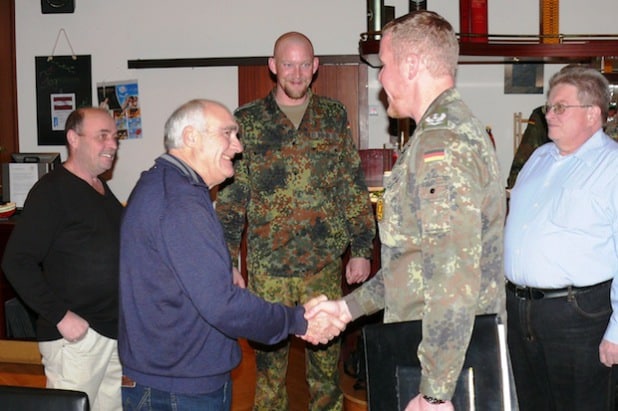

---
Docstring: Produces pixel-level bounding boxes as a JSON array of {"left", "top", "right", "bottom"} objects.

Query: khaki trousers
[{"left": 39, "top": 328, "right": 122, "bottom": 411}]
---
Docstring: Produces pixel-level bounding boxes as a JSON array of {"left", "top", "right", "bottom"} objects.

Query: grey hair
[
  {"left": 548, "top": 65, "right": 611, "bottom": 122},
  {"left": 163, "top": 99, "right": 211, "bottom": 150}
]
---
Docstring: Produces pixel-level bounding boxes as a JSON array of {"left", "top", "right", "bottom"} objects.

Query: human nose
[
  {"left": 107, "top": 136, "right": 119, "bottom": 149},
  {"left": 231, "top": 135, "right": 243, "bottom": 153}
]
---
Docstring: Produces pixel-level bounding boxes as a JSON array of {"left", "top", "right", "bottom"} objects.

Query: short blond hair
[{"left": 383, "top": 10, "right": 459, "bottom": 78}]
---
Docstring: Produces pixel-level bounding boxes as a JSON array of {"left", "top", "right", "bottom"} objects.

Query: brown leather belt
[
  {"left": 506, "top": 279, "right": 611, "bottom": 300},
  {"left": 121, "top": 375, "right": 136, "bottom": 388}
]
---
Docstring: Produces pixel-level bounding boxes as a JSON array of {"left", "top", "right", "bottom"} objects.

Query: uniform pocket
[{"left": 418, "top": 176, "right": 451, "bottom": 235}]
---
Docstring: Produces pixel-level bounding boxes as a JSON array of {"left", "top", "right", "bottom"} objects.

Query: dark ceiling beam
[{"left": 128, "top": 54, "right": 361, "bottom": 69}]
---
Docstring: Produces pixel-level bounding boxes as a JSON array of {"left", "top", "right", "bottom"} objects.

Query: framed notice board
[{"left": 35, "top": 55, "right": 92, "bottom": 145}]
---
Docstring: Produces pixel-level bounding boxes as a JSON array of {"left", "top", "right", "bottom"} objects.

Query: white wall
[{"left": 15, "top": 0, "right": 617, "bottom": 202}]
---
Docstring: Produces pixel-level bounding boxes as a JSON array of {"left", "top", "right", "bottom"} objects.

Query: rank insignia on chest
[
  {"left": 423, "top": 149, "right": 445, "bottom": 163},
  {"left": 376, "top": 196, "right": 384, "bottom": 222}
]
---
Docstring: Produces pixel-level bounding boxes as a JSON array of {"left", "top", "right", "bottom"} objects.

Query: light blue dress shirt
[{"left": 504, "top": 130, "right": 618, "bottom": 341}]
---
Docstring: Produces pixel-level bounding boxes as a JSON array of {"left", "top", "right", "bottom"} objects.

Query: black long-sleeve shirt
[{"left": 1, "top": 166, "right": 123, "bottom": 340}]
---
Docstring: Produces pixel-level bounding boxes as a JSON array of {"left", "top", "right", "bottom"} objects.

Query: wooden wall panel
[
  {"left": 313, "top": 65, "right": 360, "bottom": 148},
  {"left": 238, "top": 65, "right": 275, "bottom": 107}
]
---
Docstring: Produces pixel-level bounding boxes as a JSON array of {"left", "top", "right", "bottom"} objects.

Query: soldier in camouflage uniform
[
  {"left": 306, "top": 11, "right": 507, "bottom": 410},
  {"left": 216, "top": 32, "right": 376, "bottom": 411},
  {"left": 507, "top": 105, "right": 549, "bottom": 188}
]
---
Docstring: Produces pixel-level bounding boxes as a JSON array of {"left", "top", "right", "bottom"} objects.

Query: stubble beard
[{"left": 282, "top": 81, "right": 310, "bottom": 101}]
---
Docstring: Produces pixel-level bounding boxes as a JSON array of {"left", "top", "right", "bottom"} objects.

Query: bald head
[
  {"left": 273, "top": 32, "right": 314, "bottom": 59},
  {"left": 269, "top": 32, "right": 319, "bottom": 106}
]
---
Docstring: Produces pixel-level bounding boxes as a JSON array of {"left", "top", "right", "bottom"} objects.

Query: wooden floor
[
  {"left": 230, "top": 337, "right": 306, "bottom": 411},
  {"left": 231, "top": 337, "right": 366, "bottom": 411}
]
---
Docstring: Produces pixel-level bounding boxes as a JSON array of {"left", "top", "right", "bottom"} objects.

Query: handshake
[{"left": 298, "top": 295, "right": 353, "bottom": 345}]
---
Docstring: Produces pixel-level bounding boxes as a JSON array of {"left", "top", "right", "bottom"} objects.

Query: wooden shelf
[
  {"left": 127, "top": 55, "right": 360, "bottom": 69},
  {"left": 359, "top": 33, "right": 618, "bottom": 66}
]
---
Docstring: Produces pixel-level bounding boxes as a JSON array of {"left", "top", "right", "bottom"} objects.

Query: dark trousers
[{"left": 507, "top": 281, "right": 615, "bottom": 411}]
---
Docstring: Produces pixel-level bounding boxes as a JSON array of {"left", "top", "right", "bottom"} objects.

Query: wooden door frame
[{"left": 0, "top": 0, "right": 19, "bottom": 166}]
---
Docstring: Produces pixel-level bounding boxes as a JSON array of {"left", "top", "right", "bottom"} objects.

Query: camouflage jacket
[
  {"left": 216, "top": 91, "right": 376, "bottom": 278},
  {"left": 507, "top": 106, "right": 550, "bottom": 188},
  {"left": 343, "top": 88, "right": 507, "bottom": 399}
]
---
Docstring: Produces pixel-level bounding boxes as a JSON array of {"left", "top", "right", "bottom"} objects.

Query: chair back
[
  {"left": 0, "top": 385, "right": 90, "bottom": 411},
  {"left": 362, "top": 314, "right": 517, "bottom": 411}
]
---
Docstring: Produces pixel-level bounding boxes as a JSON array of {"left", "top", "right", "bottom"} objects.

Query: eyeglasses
[
  {"left": 542, "top": 103, "right": 592, "bottom": 115},
  {"left": 78, "top": 131, "right": 119, "bottom": 143}
]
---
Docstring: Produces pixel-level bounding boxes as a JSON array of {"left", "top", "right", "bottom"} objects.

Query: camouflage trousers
[{"left": 249, "top": 260, "right": 343, "bottom": 411}]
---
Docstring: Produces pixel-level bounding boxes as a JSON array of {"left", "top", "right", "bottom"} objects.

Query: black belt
[{"left": 506, "top": 279, "right": 611, "bottom": 300}]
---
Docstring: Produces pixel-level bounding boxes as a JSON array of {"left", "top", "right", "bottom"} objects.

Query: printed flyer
[{"left": 97, "top": 80, "right": 142, "bottom": 139}]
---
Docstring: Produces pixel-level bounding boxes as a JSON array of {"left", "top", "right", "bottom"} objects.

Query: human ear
[
  {"left": 182, "top": 126, "right": 198, "bottom": 147},
  {"left": 404, "top": 54, "right": 419, "bottom": 80},
  {"left": 268, "top": 57, "right": 277, "bottom": 75},
  {"left": 66, "top": 129, "right": 79, "bottom": 148}
]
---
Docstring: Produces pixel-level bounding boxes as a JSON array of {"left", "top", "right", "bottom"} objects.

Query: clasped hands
[{"left": 298, "top": 295, "right": 353, "bottom": 345}]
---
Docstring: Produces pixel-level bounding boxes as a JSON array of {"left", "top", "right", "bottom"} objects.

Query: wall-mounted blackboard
[{"left": 35, "top": 55, "right": 92, "bottom": 145}]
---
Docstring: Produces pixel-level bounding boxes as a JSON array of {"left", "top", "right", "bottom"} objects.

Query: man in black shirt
[{"left": 2, "top": 107, "right": 123, "bottom": 411}]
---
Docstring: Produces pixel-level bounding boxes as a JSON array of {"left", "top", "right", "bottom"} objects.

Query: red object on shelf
[
  {"left": 0, "top": 203, "right": 16, "bottom": 219},
  {"left": 459, "top": 0, "right": 488, "bottom": 43}
]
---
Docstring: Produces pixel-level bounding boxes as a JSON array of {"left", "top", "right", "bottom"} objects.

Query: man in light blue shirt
[{"left": 504, "top": 65, "right": 618, "bottom": 411}]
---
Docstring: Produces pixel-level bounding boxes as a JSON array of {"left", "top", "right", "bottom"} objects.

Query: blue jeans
[
  {"left": 507, "top": 281, "right": 615, "bottom": 411},
  {"left": 122, "top": 380, "right": 231, "bottom": 411}
]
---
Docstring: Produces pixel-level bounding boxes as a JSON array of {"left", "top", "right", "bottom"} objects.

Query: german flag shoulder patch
[{"left": 423, "top": 149, "right": 445, "bottom": 163}]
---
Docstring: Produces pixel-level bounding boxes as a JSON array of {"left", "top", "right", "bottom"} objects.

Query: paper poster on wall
[
  {"left": 97, "top": 80, "right": 142, "bottom": 140},
  {"left": 35, "top": 55, "right": 92, "bottom": 145},
  {"left": 50, "top": 93, "right": 75, "bottom": 131}
]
